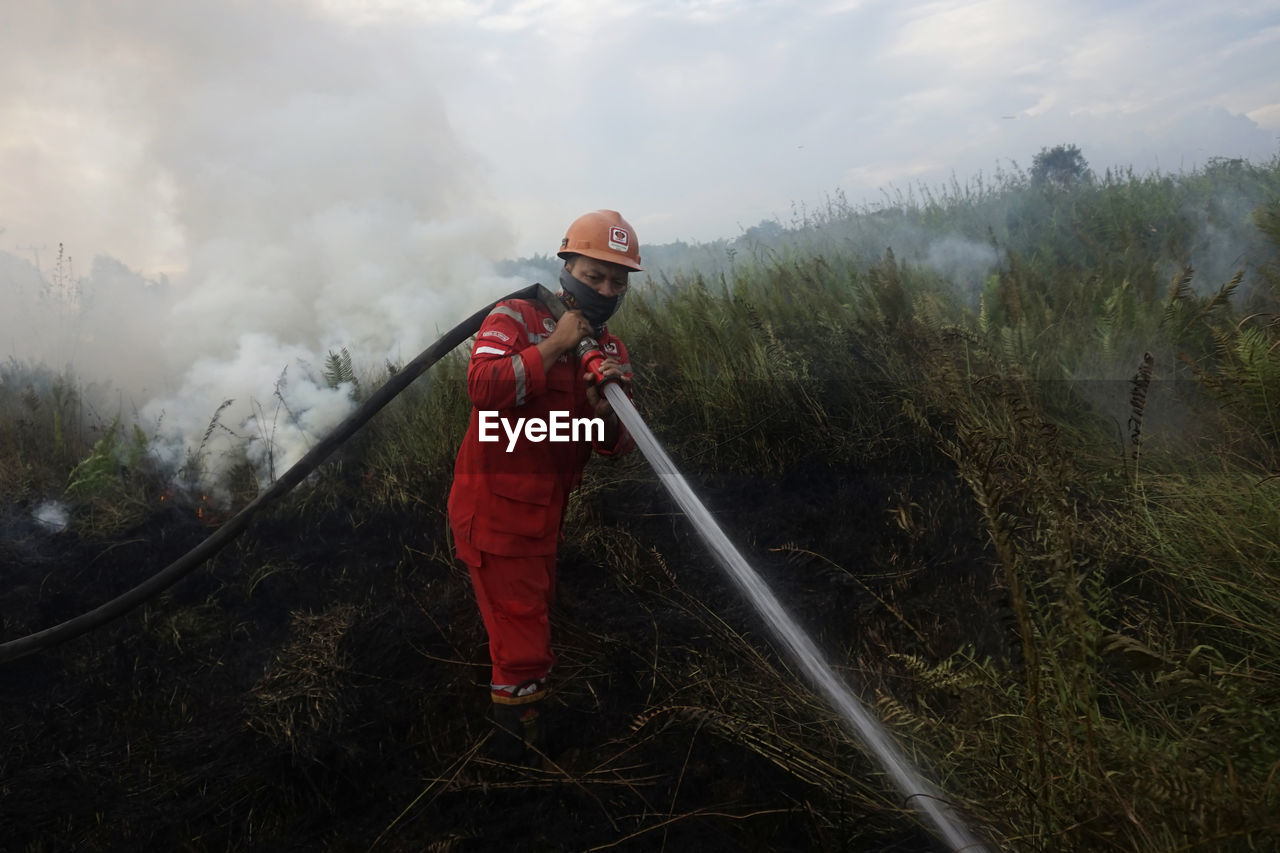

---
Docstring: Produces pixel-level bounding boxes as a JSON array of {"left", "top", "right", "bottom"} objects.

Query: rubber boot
[{"left": 487, "top": 691, "right": 546, "bottom": 766}]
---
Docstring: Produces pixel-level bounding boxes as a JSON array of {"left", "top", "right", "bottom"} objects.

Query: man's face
[{"left": 569, "top": 256, "right": 630, "bottom": 298}]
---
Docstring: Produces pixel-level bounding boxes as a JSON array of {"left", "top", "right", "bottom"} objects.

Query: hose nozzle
[{"left": 575, "top": 337, "right": 617, "bottom": 387}]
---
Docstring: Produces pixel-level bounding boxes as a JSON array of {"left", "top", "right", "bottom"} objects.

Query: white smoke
[
  {"left": 0, "top": 250, "right": 176, "bottom": 402},
  {"left": 922, "top": 234, "right": 1000, "bottom": 303},
  {"left": 1, "top": 1, "right": 520, "bottom": 494},
  {"left": 33, "top": 500, "right": 71, "bottom": 534}
]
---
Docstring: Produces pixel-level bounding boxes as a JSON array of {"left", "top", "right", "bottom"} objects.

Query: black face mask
[{"left": 559, "top": 266, "right": 621, "bottom": 334}]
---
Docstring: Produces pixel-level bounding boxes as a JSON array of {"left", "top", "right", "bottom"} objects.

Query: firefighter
[{"left": 448, "top": 210, "right": 640, "bottom": 763}]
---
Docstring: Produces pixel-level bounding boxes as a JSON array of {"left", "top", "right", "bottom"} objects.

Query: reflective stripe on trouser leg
[{"left": 466, "top": 551, "right": 556, "bottom": 688}]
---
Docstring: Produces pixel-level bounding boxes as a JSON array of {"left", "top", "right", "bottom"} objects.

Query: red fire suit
[{"left": 448, "top": 297, "right": 633, "bottom": 691}]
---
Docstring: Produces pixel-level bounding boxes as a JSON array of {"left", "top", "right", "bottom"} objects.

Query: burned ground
[{"left": 0, "top": 450, "right": 1000, "bottom": 852}]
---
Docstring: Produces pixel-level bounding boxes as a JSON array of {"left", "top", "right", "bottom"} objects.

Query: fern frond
[
  {"left": 1161, "top": 266, "right": 1196, "bottom": 329},
  {"left": 323, "top": 347, "right": 358, "bottom": 391}
]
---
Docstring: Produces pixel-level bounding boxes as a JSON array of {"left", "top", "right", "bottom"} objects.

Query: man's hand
[
  {"left": 538, "top": 310, "right": 592, "bottom": 373},
  {"left": 584, "top": 356, "right": 628, "bottom": 418}
]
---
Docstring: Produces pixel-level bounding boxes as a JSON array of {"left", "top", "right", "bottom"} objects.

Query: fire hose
[
  {"left": 0, "top": 282, "right": 566, "bottom": 665},
  {"left": 0, "top": 283, "right": 987, "bottom": 850}
]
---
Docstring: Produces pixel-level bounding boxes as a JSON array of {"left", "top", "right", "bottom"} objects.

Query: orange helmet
[{"left": 557, "top": 210, "right": 643, "bottom": 271}]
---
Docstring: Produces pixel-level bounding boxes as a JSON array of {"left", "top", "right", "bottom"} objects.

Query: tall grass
[{"left": 601, "top": 156, "right": 1280, "bottom": 849}]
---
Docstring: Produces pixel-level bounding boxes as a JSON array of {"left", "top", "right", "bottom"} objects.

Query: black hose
[{"left": 0, "top": 283, "right": 564, "bottom": 665}]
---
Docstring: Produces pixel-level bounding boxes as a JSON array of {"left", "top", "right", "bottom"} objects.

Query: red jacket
[{"left": 448, "top": 297, "right": 634, "bottom": 562}]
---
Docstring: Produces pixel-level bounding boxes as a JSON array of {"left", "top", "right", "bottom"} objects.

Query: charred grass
[{"left": 4, "top": 160, "right": 1280, "bottom": 850}]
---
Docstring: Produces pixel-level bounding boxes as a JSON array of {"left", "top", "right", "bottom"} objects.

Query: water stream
[{"left": 603, "top": 382, "right": 988, "bottom": 852}]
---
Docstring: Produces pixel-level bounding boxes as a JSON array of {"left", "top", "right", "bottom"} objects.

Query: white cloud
[{"left": 1247, "top": 102, "right": 1280, "bottom": 131}]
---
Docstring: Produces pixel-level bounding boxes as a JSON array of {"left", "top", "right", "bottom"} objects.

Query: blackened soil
[{"left": 1, "top": 457, "right": 999, "bottom": 851}]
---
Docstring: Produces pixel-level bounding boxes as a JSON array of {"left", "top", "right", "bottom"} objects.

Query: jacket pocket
[
  {"left": 485, "top": 473, "right": 559, "bottom": 539},
  {"left": 489, "top": 472, "right": 556, "bottom": 505}
]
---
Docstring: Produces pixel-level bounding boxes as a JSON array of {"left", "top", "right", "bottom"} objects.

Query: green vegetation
[
  {"left": 3, "top": 153, "right": 1280, "bottom": 850},
  {"left": 601, "top": 157, "right": 1280, "bottom": 848}
]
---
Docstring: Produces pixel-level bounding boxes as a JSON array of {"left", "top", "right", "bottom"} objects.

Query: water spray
[{"left": 573, "top": 333, "right": 988, "bottom": 852}]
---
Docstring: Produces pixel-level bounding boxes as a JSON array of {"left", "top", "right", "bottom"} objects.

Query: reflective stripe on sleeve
[
  {"left": 512, "top": 353, "right": 527, "bottom": 406},
  {"left": 475, "top": 345, "right": 507, "bottom": 356},
  {"left": 483, "top": 302, "right": 545, "bottom": 343},
  {"left": 487, "top": 304, "right": 547, "bottom": 343},
  {"left": 488, "top": 304, "right": 529, "bottom": 331}
]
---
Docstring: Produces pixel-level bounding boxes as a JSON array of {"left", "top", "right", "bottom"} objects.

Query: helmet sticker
[{"left": 607, "top": 226, "right": 630, "bottom": 253}]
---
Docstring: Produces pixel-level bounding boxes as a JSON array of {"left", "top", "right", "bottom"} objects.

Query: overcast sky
[
  {"left": 417, "top": 0, "right": 1280, "bottom": 256},
  {"left": 0, "top": 0, "right": 1277, "bottom": 481},
  {"left": 2, "top": 0, "right": 1277, "bottom": 274}
]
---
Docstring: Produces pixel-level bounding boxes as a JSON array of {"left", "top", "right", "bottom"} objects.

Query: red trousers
[{"left": 465, "top": 551, "right": 557, "bottom": 689}]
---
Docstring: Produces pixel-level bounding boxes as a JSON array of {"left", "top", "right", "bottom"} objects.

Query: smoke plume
[{"left": 1, "top": 1, "right": 518, "bottom": 493}]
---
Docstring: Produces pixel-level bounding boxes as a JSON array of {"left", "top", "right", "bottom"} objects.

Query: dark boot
[{"left": 487, "top": 690, "right": 546, "bottom": 766}]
